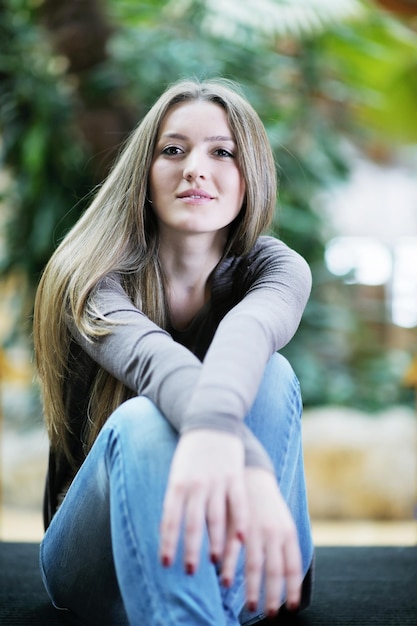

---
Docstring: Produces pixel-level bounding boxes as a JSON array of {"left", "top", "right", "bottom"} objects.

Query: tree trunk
[
  {"left": 40, "top": 0, "right": 138, "bottom": 181},
  {"left": 375, "top": 0, "right": 417, "bottom": 17}
]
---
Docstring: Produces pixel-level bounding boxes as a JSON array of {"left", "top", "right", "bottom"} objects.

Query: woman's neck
[{"left": 158, "top": 231, "right": 226, "bottom": 330}]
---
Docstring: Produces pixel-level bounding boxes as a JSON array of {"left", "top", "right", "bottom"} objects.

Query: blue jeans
[{"left": 40, "top": 353, "right": 314, "bottom": 625}]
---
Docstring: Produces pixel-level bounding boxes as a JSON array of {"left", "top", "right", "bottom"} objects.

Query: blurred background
[{"left": 0, "top": 0, "right": 416, "bottom": 544}]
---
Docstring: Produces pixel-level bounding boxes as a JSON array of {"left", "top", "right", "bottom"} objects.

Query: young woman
[{"left": 34, "top": 78, "right": 314, "bottom": 625}]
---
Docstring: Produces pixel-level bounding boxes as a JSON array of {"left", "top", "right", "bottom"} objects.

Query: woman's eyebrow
[
  {"left": 205, "top": 135, "right": 235, "bottom": 143},
  {"left": 161, "top": 132, "right": 188, "bottom": 141},
  {"left": 161, "top": 132, "right": 235, "bottom": 143}
]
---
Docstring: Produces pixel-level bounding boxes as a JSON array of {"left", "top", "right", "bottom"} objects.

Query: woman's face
[{"left": 149, "top": 100, "right": 246, "bottom": 240}]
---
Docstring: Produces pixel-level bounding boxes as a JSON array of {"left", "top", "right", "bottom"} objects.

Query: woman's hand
[
  {"left": 159, "top": 429, "right": 247, "bottom": 575},
  {"left": 222, "top": 467, "right": 303, "bottom": 617}
]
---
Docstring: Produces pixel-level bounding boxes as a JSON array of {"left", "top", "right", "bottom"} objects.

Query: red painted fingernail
[
  {"left": 287, "top": 601, "right": 299, "bottom": 612},
  {"left": 236, "top": 531, "right": 245, "bottom": 543},
  {"left": 161, "top": 555, "right": 170, "bottom": 567},
  {"left": 185, "top": 563, "right": 195, "bottom": 575},
  {"left": 247, "top": 601, "right": 257, "bottom": 613},
  {"left": 267, "top": 609, "right": 277, "bottom": 619},
  {"left": 210, "top": 553, "right": 218, "bottom": 564},
  {"left": 222, "top": 577, "right": 231, "bottom": 588}
]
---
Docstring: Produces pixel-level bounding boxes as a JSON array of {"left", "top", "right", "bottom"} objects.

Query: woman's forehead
[{"left": 158, "top": 100, "right": 233, "bottom": 138}]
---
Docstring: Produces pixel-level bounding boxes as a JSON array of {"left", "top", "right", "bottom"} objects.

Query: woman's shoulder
[
  {"left": 246, "top": 235, "right": 289, "bottom": 258},
  {"left": 226, "top": 235, "right": 311, "bottom": 292},
  {"left": 250, "top": 235, "right": 310, "bottom": 269},
  {"left": 239, "top": 235, "right": 304, "bottom": 270},
  {"left": 90, "top": 271, "right": 138, "bottom": 315},
  {"left": 216, "top": 236, "right": 301, "bottom": 277},
  {"left": 95, "top": 271, "right": 123, "bottom": 291}
]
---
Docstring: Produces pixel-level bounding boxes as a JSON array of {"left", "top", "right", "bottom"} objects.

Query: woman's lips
[
  {"left": 177, "top": 189, "right": 214, "bottom": 200},
  {"left": 177, "top": 189, "right": 215, "bottom": 204}
]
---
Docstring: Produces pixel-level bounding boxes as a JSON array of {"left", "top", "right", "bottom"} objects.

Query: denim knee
[
  {"left": 102, "top": 396, "right": 179, "bottom": 483},
  {"left": 253, "top": 353, "right": 302, "bottom": 422},
  {"left": 106, "top": 396, "right": 161, "bottom": 427},
  {"left": 263, "top": 353, "right": 300, "bottom": 391},
  {"left": 104, "top": 396, "right": 175, "bottom": 444}
]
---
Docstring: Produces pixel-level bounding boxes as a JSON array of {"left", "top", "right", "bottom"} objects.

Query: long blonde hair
[{"left": 33, "top": 78, "right": 277, "bottom": 464}]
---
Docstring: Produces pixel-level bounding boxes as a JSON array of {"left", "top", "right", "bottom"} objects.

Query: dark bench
[{"left": 1, "top": 542, "right": 416, "bottom": 625}]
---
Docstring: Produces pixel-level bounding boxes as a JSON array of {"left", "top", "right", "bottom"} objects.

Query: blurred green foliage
[
  {"left": 0, "top": 0, "right": 92, "bottom": 277},
  {"left": 1, "top": 0, "right": 416, "bottom": 410}
]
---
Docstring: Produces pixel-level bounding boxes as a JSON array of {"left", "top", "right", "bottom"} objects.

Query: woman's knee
[
  {"left": 106, "top": 396, "right": 167, "bottom": 434},
  {"left": 246, "top": 353, "right": 303, "bottom": 449},
  {"left": 263, "top": 352, "right": 298, "bottom": 387},
  {"left": 108, "top": 395, "right": 159, "bottom": 424},
  {"left": 258, "top": 353, "right": 301, "bottom": 408},
  {"left": 103, "top": 396, "right": 178, "bottom": 457}
]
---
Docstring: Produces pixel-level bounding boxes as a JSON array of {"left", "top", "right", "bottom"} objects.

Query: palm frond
[{"left": 169, "top": 0, "right": 365, "bottom": 40}]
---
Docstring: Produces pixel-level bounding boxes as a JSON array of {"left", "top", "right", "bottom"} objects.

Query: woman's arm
[
  {"left": 72, "top": 236, "right": 311, "bottom": 438},
  {"left": 69, "top": 237, "right": 311, "bottom": 468},
  {"left": 67, "top": 275, "right": 274, "bottom": 472},
  {"left": 182, "top": 236, "right": 311, "bottom": 434}
]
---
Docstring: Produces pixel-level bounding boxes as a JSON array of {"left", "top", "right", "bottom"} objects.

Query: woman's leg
[
  {"left": 40, "top": 397, "right": 235, "bottom": 626},
  {"left": 220, "top": 352, "right": 314, "bottom": 625},
  {"left": 40, "top": 353, "right": 313, "bottom": 626}
]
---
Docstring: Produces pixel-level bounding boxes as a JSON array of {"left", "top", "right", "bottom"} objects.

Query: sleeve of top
[
  {"left": 67, "top": 288, "right": 273, "bottom": 471},
  {"left": 66, "top": 236, "right": 311, "bottom": 471},
  {"left": 180, "top": 236, "right": 312, "bottom": 434}
]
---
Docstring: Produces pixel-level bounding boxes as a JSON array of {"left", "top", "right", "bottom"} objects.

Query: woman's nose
[{"left": 183, "top": 151, "right": 207, "bottom": 181}]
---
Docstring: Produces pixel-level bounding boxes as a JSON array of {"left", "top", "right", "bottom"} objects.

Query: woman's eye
[
  {"left": 162, "top": 146, "right": 183, "bottom": 156},
  {"left": 214, "top": 148, "right": 234, "bottom": 158}
]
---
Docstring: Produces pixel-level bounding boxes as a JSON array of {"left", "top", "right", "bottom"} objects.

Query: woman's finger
[
  {"left": 159, "top": 481, "right": 186, "bottom": 567},
  {"left": 219, "top": 477, "right": 248, "bottom": 584},
  {"left": 263, "top": 533, "right": 284, "bottom": 617},
  {"left": 182, "top": 484, "right": 207, "bottom": 574},
  {"left": 206, "top": 484, "right": 227, "bottom": 563},
  {"left": 244, "top": 531, "right": 263, "bottom": 613},
  {"left": 226, "top": 472, "right": 248, "bottom": 544},
  {"left": 283, "top": 528, "right": 303, "bottom": 611},
  {"left": 220, "top": 534, "right": 242, "bottom": 588}
]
